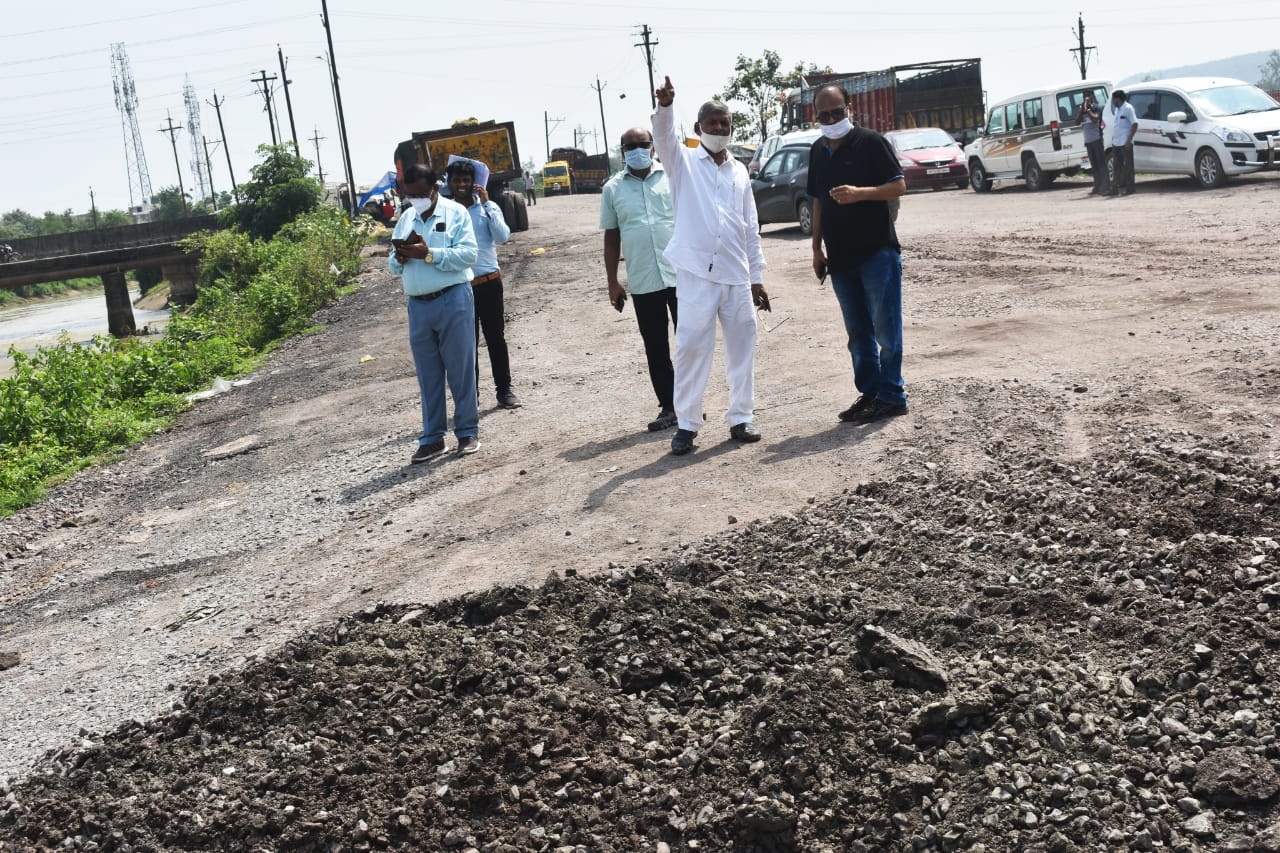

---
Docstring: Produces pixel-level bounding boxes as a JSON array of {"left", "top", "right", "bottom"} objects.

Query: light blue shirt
[
  {"left": 462, "top": 198, "right": 511, "bottom": 276},
  {"left": 599, "top": 166, "right": 676, "bottom": 295},
  {"left": 388, "top": 196, "right": 477, "bottom": 296},
  {"left": 1109, "top": 100, "right": 1139, "bottom": 145}
]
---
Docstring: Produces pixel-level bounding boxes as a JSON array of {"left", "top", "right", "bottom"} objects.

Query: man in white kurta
[{"left": 651, "top": 75, "right": 770, "bottom": 456}]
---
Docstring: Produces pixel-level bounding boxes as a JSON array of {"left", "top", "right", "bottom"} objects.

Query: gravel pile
[{"left": 3, "top": 427, "right": 1279, "bottom": 852}]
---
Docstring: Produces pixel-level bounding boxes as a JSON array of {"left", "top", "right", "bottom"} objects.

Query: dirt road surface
[{"left": 2, "top": 172, "right": 1279, "bottom": 848}]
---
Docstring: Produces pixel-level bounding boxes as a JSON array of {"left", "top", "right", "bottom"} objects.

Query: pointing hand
[{"left": 656, "top": 75, "right": 675, "bottom": 107}]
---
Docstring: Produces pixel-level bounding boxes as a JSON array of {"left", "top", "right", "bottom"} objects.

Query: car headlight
[{"left": 1211, "top": 126, "right": 1251, "bottom": 144}]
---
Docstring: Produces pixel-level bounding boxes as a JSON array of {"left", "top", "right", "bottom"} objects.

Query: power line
[
  {"left": 0, "top": 0, "right": 258, "bottom": 40},
  {"left": 310, "top": 127, "right": 327, "bottom": 184}
]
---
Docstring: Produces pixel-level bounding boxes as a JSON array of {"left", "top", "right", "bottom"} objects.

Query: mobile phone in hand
[{"left": 613, "top": 293, "right": 627, "bottom": 312}]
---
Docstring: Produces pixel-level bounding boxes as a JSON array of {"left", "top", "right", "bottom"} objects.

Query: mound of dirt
[{"left": 2, "top": 426, "right": 1278, "bottom": 851}]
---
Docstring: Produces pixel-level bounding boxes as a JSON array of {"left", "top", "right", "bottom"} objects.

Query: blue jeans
[
  {"left": 407, "top": 285, "right": 478, "bottom": 445},
  {"left": 830, "top": 248, "right": 906, "bottom": 406}
]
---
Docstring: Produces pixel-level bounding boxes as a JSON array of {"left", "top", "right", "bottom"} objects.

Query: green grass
[
  {"left": 0, "top": 276, "right": 103, "bottom": 307},
  {"left": 0, "top": 207, "right": 372, "bottom": 516}
]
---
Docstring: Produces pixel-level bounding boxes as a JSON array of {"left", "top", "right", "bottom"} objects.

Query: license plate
[{"left": 926, "top": 167, "right": 950, "bottom": 175}]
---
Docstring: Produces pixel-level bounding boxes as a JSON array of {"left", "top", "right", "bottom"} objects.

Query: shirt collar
[{"left": 623, "top": 163, "right": 665, "bottom": 180}]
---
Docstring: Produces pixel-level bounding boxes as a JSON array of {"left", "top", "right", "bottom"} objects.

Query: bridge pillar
[
  {"left": 102, "top": 270, "right": 137, "bottom": 338},
  {"left": 163, "top": 257, "right": 201, "bottom": 305}
]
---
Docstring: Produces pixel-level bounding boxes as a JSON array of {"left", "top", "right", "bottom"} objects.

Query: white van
[
  {"left": 1106, "top": 78, "right": 1280, "bottom": 188},
  {"left": 965, "top": 79, "right": 1112, "bottom": 191}
]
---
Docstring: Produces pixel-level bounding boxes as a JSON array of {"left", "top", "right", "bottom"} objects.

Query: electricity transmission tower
[
  {"left": 183, "top": 76, "right": 211, "bottom": 203},
  {"left": 111, "top": 43, "right": 154, "bottom": 210}
]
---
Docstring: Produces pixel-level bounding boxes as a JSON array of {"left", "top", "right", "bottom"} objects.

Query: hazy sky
[{"left": 2, "top": 1, "right": 1276, "bottom": 215}]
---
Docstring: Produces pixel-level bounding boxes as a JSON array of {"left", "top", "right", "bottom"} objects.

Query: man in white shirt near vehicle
[
  {"left": 651, "top": 75, "right": 770, "bottom": 456},
  {"left": 1107, "top": 89, "right": 1140, "bottom": 196}
]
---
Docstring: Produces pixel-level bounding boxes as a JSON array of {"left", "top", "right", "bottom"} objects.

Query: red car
[{"left": 883, "top": 128, "right": 969, "bottom": 191}]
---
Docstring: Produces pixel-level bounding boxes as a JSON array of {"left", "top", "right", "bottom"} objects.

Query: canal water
[{"left": 0, "top": 289, "right": 170, "bottom": 377}]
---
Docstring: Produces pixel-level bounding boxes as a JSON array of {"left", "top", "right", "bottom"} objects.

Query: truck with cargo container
[
  {"left": 393, "top": 120, "right": 529, "bottom": 232},
  {"left": 550, "top": 147, "right": 612, "bottom": 193},
  {"left": 781, "top": 59, "right": 984, "bottom": 148}
]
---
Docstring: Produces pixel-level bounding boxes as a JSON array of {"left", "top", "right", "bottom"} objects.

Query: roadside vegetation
[{"left": 0, "top": 146, "right": 370, "bottom": 516}]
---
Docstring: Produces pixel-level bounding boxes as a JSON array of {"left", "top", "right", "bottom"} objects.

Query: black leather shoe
[
  {"left": 838, "top": 394, "right": 874, "bottom": 422},
  {"left": 850, "top": 398, "right": 908, "bottom": 423},
  {"left": 670, "top": 428, "right": 697, "bottom": 456},
  {"left": 647, "top": 409, "right": 678, "bottom": 432},
  {"left": 729, "top": 422, "right": 761, "bottom": 443},
  {"left": 497, "top": 388, "right": 522, "bottom": 409},
  {"left": 410, "top": 440, "right": 446, "bottom": 464}
]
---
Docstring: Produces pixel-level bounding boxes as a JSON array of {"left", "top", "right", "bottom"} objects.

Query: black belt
[{"left": 410, "top": 283, "right": 465, "bottom": 302}]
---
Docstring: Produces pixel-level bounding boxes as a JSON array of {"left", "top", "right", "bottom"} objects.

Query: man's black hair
[
  {"left": 1112, "top": 89, "right": 1127, "bottom": 102},
  {"left": 446, "top": 159, "right": 476, "bottom": 179},
  {"left": 403, "top": 163, "right": 437, "bottom": 185}
]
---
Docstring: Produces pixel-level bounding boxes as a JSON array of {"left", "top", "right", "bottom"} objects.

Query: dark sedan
[
  {"left": 883, "top": 128, "right": 969, "bottom": 191},
  {"left": 750, "top": 144, "right": 813, "bottom": 235}
]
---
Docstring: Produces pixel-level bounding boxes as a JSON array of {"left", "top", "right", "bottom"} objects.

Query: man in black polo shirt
[{"left": 807, "top": 84, "right": 908, "bottom": 424}]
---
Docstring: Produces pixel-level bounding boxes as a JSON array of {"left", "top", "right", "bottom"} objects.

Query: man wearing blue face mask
[
  {"left": 807, "top": 84, "right": 908, "bottom": 425},
  {"left": 600, "top": 126, "right": 679, "bottom": 432},
  {"left": 389, "top": 163, "right": 481, "bottom": 462}
]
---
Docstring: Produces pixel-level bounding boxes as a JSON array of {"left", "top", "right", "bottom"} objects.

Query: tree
[
  {"left": 222, "top": 144, "right": 323, "bottom": 240},
  {"left": 151, "top": 187, "right": 189, "bottom": 221},
  {"left": 721, "top": 51, "right": 833, "bottom": 142},
  {"left": 1259, "top": 50, "right": 1280, "bottom": 91},
  {"left": 98, "top": 210, "right": 133, "bottom": 228}
]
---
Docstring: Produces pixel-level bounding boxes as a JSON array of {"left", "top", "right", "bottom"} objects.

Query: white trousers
[{"left": 673, "top": 270, "right": 757, "bottom": 432}]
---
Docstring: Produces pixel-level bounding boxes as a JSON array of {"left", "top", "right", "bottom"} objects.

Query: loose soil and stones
[{"left": 3, "top": 173, "right": 1280, "bottom": 851}]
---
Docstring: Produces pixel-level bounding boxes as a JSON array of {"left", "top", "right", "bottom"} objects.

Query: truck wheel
[
  {"left": 1194, "top": 148, "right": 1225, "bottom": 189},
  {"left": 970, "top": 160, "right": 992, "bottom": 192},
  {"left": 797, "top": 199, "right": 813, "bottom": 236},
  {"left": 511, "top": 192, "right": 529, "bottom": 232},
  {"left": 1023, "top": 157, "right": 1047, "bottom": 191},
  {"left": 496, "top": 192, "right": 516, "bottom": 230}
]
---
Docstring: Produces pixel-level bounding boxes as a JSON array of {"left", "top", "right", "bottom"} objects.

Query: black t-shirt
[{"left": 806, "top": 128, "right": 901, "bottom": 272}]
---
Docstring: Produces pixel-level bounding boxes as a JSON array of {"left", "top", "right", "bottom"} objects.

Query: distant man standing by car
[
  {"left": 600, "top": 126, "right": 679, "bottom": 432},
  {"left": 1077, "top": 92, "right": 1108, "bottom": 195},
  {"left": 1108, "top": 89, "right": 1140, "bottom": 196},
  {"left": 652, "top": 75, "right": 770, "bottom": 456},
  {"left": 446, "top": 159, "right": 521, "bottom": 409},
  {"left": 807, "top": 84, "right": 909, "bottom": 424},
  {"left": 389, "top": 164, "right": 480, "bottom": 461}
]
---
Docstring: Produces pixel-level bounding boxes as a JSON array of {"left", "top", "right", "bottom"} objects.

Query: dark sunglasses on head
[
  {"left": 622, "top": 141, "right": 652, "bottom": 151},
  {"left": 816, "top": 107, "right": 848, "bottom": 124}
]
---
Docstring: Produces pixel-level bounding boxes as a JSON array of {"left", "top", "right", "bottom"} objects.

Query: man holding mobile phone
[
  {"left": 808, "top": 84, "right": 909, "bottom": 424},
  {"left": 600, "top": 126, "right": 679, "bottom": 432},
  {"left": 389, "top": 163, "right": 481, "bottom": 462}
]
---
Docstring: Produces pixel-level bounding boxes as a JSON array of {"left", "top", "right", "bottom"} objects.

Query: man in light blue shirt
[
  {"left": 389, "top": 163, "right": 480, "bottom": 462},
  {"left": 1107, "top": 89, "right": 1140, "bottom": 196},
  {"left": 446, "top": 159, "right": 520, "bottom": 409},
  {"left": 600, "top": 126, "right": 679, "bottom": 432}
]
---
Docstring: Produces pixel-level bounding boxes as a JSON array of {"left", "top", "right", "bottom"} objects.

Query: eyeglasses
[
  {"left": 621, "top": 141, "right": 651, "bottom": 151},
  {"left": 815, "top": 107, "right": 848, "bottom": 124}
]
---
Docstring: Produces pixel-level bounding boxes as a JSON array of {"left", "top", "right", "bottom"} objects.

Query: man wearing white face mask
[
  {"left": 651, "top": 75, "right": 769, "bottom": 457},
  {"left": 600, "top": 126, "right": 679, "bottom": 432},
  {"left": 389, "top": 163, "right": 481, "bottom": 463},
  {"left": 807, "top": 84, "right": 908, "bottom": 425}
]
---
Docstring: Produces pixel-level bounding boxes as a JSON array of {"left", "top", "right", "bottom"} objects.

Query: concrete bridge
[{"left": 0, "top": 216, "right": 220, "bottom": 337}]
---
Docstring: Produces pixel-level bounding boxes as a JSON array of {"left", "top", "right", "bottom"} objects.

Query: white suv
[
  {"left": 1107, "top": 78, "right": 1280, "bottom": 188},
  {"left": 965, "top": 79, "right": 1112, "bottom": 191}
]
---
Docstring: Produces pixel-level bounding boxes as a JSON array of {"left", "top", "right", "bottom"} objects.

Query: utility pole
[
  {"left": 202, "top": 136, "right": 220, "bottom": 210},
  {"left": 592, "top": 77, "right": 610, "bottom": 156},
  {"left": 310, "top": 127, "right": 327, "bottom": 183},
  {"left": 1070, "top": 13, "right": 1096, "bottom": 81},
  {"left": 320, "top": 0, "right": 358, "bottom": 217},
  {"left": 250, "top": 69, "right": 279, "bottom": 145},
  {"left": 277, "top": 45, "right": 301, "bottom": 156},
  {"left": 207, "top": 92, "right": 240, "bottom": 202},
  {"left": 89, "top": 187, "right": 99, "bottom": 229},
  {"left": 544, "top": 110, "right": 564, "bottom": 161},
  {"left": 634, "top": 25, "right": 659, "bottom": 108},
  {"left": 159, "top": 112, "right": 190, "bottom": 216}
]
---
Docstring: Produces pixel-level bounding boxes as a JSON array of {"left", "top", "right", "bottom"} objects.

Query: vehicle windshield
[
  {"left": 1188, "top": 84, "right": 1280, "bottom": 117},
  {"left": 543, "top": 165, "right": 568, "bottom": 177},
  {"left": 891, "top": 129, "right": 957, "bottom": 150}
]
